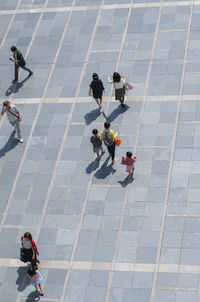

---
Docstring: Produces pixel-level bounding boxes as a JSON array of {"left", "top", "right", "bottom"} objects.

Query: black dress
[{"left": 90, "top": 79, "right": 104, "bottom": 99}]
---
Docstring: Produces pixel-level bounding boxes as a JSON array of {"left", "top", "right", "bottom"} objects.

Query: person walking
[
  {"left": 21, "top": 232, "right": 39, "bottom": 263},
  {"left": 27, "top": 260, "right": 44, "bottom": 296},
  {"left": 108, "top": 72, "right": 126, "bottom": 108},
  {"left": 89, "top": 73, "right": 105, "bottom": 109},
  {"left": 121, "top": 151, "right": 137, "bottom": 178},
  {"left": 100, "top": 122, "right": 117, "bottom": 163},
  {"left": 1, "top": 101, "right": 23, "bottom": 143},
  {"left": 90, "top": 129, "right": 104, "bottom": 159},
  {"left": 9, "top": 45, "right": 33, "bottom": 83}
]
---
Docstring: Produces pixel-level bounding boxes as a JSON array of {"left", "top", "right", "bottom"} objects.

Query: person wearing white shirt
[
  {"left": 1, "top": 101, "right": 23, "bottom": 143},
  {"left": 108, "top": 72, "right": 126, "bottom": 108}
]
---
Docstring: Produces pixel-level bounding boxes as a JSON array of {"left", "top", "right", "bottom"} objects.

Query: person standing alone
[
  {"left": 1, "top": 101, "right": 23, "bottom": 143},
  {"left": 9, "top": 45, "right": 33, "bottom": 83},
  {"left": 89, "top": 73, "right": 105, "bottom": 109}
]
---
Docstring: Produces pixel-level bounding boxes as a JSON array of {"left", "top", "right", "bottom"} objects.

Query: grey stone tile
[
  {"left": 112, "top": 272, "right": 133, "bottom": 288},
  {"left": 84, "top": 287, "right": 106, "bottom": 302},
  {"left": 129, "top": 289, "right": 151, "bottom": 302},
  {"left": 177, "top": 274, "right": 198, "bottom": 288},
  {"left": 93, "top": 246, "right": 114, "bottom": 262},
  {"left": 157, "top": 273, "right": 178, "bottom": 287},
  {"left": 109, "top": 288, "right": 130, "bottom": 302},
  {"left": 75, "top": 245, "right": 95, "bottom": 261},
  {"left": 89, "top": 270, "right": 109, "bottom": 287},
  {"left": 46, "top": 269, "right": 67, "bottom": 285},
  {"left": 160, "top": 248, "right": 180, "bottom": 264},
  {"left": 136, "top": 247, "right": 157, "bottom": 263}
]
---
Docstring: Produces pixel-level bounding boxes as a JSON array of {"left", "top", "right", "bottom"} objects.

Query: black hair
[
  {"left": 24, "top": 232, "right": 32, "bottom": 241},
  {"left": 113, "top": 72, "right": 121, "bottom": 83},
  {"left": 28, "top": 259, "right": 40, "bottom": 277},
  {"left": 11, "top": 46, "right": 17, "bottom": 52},
  {"left": 104, "top": 122, "right": 110, "bottom": 129},
  {"left": 92, "top": 129, "right": 98, "bottom": 135},
  {"left": 126, "top": 151, "right": 132, "bottom": 158},
  {"left": 3, "top": 101, "right": 10, "bottom": 107},
  {"left": 92, "top": 73, "right": 99, "bottom": 81}
]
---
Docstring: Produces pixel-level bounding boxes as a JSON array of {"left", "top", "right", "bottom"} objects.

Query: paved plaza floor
[{"left": 1, "top": 0, "right": 200, "bottom": 301}]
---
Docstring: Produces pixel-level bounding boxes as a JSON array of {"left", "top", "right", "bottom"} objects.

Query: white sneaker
[{"left": 19, "top": 138, "right": 23, "bottom": 143}]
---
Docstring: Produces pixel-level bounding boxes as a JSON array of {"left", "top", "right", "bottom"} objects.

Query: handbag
[
  {"left": 88, "top": 87, "right": 93, "bottom": 97},
  {"left": 115, "top": 137, "right": 121, "bottom": 147},
  {"left": 125, "top": 82, "right": 133, "bottom": 91},
  {"left": 20, "top": 249, "right": 27, "bottom": 263}
]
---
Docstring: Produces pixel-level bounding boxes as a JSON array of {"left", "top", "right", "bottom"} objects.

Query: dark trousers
[
  {"left": 14, "top": 63, "right": 32, "bottom": 81},
  {"left": 107, "top": 143, "right": 115, "bottom": 161}
]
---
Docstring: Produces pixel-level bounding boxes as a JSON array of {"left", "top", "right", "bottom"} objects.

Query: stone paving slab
[{"left": 1, "top": 0, "right": 200, "bottom": 302}]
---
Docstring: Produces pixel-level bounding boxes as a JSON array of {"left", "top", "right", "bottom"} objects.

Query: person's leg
[
  {"left": 14, "top": 63, "right": 19, "bottom": 81},
  {"left": 21, "top": 65, "right": 33, "bottom": 75},
  {"left": 99, "top": 97, "right": 102, "bottom": 108},
  {"left": 14, "top": 120, "right": 22, "bottom": 140},
  {"left": 39, "top": 283, "right": 44, "bottom": 295},
  {"left": 94, "top": 98, "right": 100, "bottom": 107},
  {"left": 109, "top": 143, "right": 115, "bottom": 162},
  {"left": 120, "top": 96, "right": 125, "bottom": 107},
  {"left": 107, "top": 145, "right": 112, "bottom": 157}
]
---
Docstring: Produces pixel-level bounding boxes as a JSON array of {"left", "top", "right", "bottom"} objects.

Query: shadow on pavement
[
  {"left": 103, "top": 104, "right": 129, "bottom": 123},
  {"left": 25, "top": 291, "right": 40, "bottom": 301},
  {"left": 0, "top": 131, "right": 19, "bottom": 158},
  {"left": 94, "top": 156, "right": 116, "bottom": 179},
  {"left": 86, "top": 157, "right": 101, "bottom": 174},
  {"left": 16, "top": 266, "right": 29, "bottom": 292},
  {"left": 84, "top": 108, "right": 101, "bottom": 125},
  {"left": 118, "top": 175, "right": 134, "bottom": 187},
  {"left": 5, "top": 75, "right": 30, "bottom": 96}
]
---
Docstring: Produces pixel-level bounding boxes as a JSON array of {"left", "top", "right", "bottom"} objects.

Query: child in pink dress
[
  {"left": 27, "top": 260, "right": 44, "bottom": 296},
  {"left": 121, "top": 151, "right": 137, "bottom": 178}
]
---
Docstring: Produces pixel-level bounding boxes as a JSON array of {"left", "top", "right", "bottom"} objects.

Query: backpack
[{"left": 103, "top": 130, "right": 113, "bottom": 146}]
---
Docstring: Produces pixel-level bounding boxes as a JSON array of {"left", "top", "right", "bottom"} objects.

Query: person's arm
[
  {"left": 32, "top": 248, "right": 36, "bottom": 260},
  {"left": 100, "top": 80, "right": 105, "bottom": 92},
  {"left": 1, "top": 106, "right": 5, "bottom": 116},
  {"left": 108, "top": 74, "right": 112, "bottom": 83},
  {"left": 16, "top": 111, "right": 21, "bottom": 121},
  {"left": 9, "top": 56, "right": 19, "bottom": 63}
]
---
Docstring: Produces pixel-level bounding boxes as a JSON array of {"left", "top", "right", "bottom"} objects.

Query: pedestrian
[
  {"left": 100, "top": 122, "right": 117, "bottom": 163},
  {"left": 27, "top": 260, "right": 44, "bottom": 296},
  {"left": 121, "top": 151, "right": 137, "bottom": 178},
  {"left": 21, "top": 232, "right": 39, "bottom": 263},
  {"left": 90, "top": 129, "right": 104, "bottom": 159},
  {"left": 9, "top": 45, "right": 33, "bottom": 83},
  {"left": 108, "top": 72, "right": 126, "bottom": 108},
  {"left": 89, "top": 73, "right": 105, "bottom": 109},
  {"left": 1, "top": 101, "right": 23, "bottom": 143}
]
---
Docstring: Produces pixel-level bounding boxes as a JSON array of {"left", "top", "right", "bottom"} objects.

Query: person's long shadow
[
  {"left": 86, "top": 157, "right": 102, "bottom": 174},
  {"left": 5, "top": 75, "right": 30, "bottom": 96},
  {"left": 118, "top": 175, "right": 134, "bottom": 187},
  {"left": 16, "top": 266, "right": 29, "bottom": 292},
  {"left": 26, "top": 291, "right": 40, "bottom": 301},
  {"left": 94, "top": 156, "right": 116, "bottom": 179},
  {"left": 84, "top": 108, "right": 101, "bottom": 125},
  {"left": 0, "top": 131, "right": 19, "bottom": 158},
  {"left": 103, "top": 104, "right": 129, "bottom": 123}
]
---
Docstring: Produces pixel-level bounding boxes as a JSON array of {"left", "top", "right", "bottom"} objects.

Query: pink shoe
[{"left": 40, "top": 290, "right": 45, "bottom": 296}]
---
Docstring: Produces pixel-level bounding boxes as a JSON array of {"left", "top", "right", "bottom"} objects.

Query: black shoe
[
  {"left": 12, "top": 79, "right": 18, "bottom": 84},
  {"left": 28, "top": 72, "right": 33, "bottom": 77},
  {"left": 121, "top": 103, "right": 125, "bottom": 108}
]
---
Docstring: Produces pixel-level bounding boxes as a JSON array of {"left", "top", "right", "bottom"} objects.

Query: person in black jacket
[
  {"left": 9, "top": 45, "right": 33, "bottom": 83},
  {"left": 89, "top": 73, "right": 105, "bottom": 109}
]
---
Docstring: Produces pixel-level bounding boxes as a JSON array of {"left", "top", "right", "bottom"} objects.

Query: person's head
[
  {"left": 24, "top": 232, "right": 32, "bottom": 241},
  {"left": 10, "top": 45, "right": 17, "bottom": 53},
  {"left": 104, "top": 122, "right": 110, "bottom": 129},
  {"left": 113, "top": 72, "right": 121, "bottom": 83},
  {"left": 126, "top": 151, "right": 132, "bottom": 158},
  {"left": 92, "top": 129, "right": 98, "bottom": 136},
  {"left": 3, "top": 101, "right": 11, "bottom": 109},
  {"left": 92, "top": 73, "right": 99, "bottom": 81}
]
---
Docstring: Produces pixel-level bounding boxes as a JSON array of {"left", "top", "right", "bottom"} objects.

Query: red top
[
  {"left": 21, "top": 236, "right": 39, "bottom": 256},
  {"left": 121, "top": 156, "right": 137, "bottom": 167}
]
